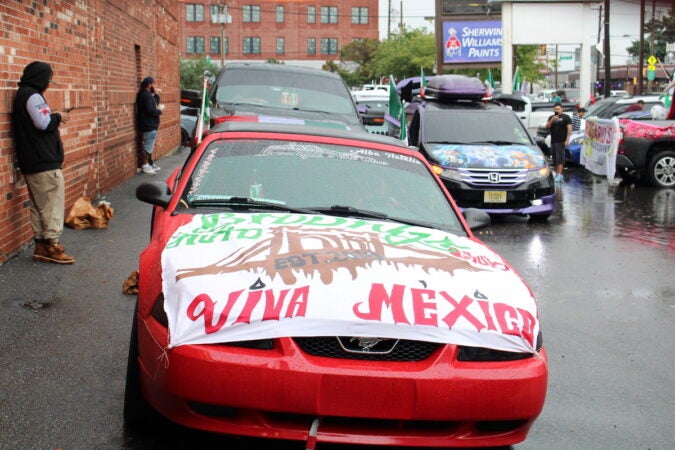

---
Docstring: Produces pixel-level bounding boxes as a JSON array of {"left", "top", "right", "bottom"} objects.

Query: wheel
[
  {"left": 646, "top": 150, "right": 675, "bottom": 188},
  {"left": 123, "top": 305, "right": 157, "bottom": 430},
  {"left": 180, "top": 128, "right": 190, "bottom": 146}
]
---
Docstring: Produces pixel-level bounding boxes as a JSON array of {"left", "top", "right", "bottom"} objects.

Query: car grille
[
  {"left": 458, "top": 168, "right": 527, "bottom": 186},
  {"left": 294, "top": 337, "right": 440, "bottom": 362}
]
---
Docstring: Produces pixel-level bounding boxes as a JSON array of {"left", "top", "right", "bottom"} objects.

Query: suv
[
  {"left": 207, "top": 62, "right": 363, "bottom": 132},
  {"left": 404, "top": 75, "right": 556, "bottom": 220}
]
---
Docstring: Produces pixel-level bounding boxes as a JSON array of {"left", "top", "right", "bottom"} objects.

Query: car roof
[
  {"left": 417, "top": 99, "right": 513, "bottom": 114},
  {"left": 206, "top": 120, "right": 411, "bottom": 149},
  {"left": 220, "top": 62, "right": 342, "bottom": 80}
]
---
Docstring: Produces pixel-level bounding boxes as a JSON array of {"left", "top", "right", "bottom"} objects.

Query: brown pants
[{"left": 24, "top": 169, "right": 65, "bottom": 242}]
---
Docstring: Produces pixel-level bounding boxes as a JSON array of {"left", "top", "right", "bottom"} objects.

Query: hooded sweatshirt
[{"left": 12, "top": 61, "right": 64, "bottom": 174}]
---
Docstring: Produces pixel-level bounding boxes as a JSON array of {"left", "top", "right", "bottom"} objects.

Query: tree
[
  {"left": 626, "top": 10, "right": 675, "bottom": 63},
  {"left": 339, "top": 38, "right": 381, "bottom": 86},
  {"left": 369, "top": 28, "right": 435, "bottom": 82},
  {"left": 180, "top": 58, "right": 218, "bottom": 90}
]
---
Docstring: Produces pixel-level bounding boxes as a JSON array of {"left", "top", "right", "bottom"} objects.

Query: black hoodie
[{"left": 12, "top": 61, "right": 64, "bottom": 174}]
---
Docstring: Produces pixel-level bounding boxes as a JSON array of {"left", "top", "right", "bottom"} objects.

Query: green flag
[
  {"left": 512, "top": 66, "right": 520, "bottom": 92},
  {"left": 420, "top": 66, "right": 427, "bottom": 97},
  {"left": 487, "top": 68, "right": 495, "bottom": 88},
  {"left": 388, "top": 77, "right": 401, "bottom": 120}
]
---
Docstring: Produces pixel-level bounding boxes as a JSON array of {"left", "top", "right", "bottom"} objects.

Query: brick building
[
  {"left": 0, "top": 1, "right": 180, "bottom": 264},
  {"left": 178, "top": 0, "right": 379, "bottom": 68}
]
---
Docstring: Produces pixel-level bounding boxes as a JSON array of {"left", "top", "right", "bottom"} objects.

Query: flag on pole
[
  {"left": 388, "top": 76, "right": 406, "bottom": 142},
  {"left": 512, "top": 66, "right": 521, "bottom": 92},
  {"left": 520, "top": 75, "right": 528, "bottom": 94},
  {"left": 485, "top": 69, "right": 495, "bottom": 96},
  {"left": 195, "top": 73, "right": 210, "bottom": 145},
  {"left": 420, "top": 66, "right": 427, "bottom": 97}
]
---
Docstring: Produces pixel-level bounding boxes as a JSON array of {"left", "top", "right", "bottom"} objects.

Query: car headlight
[
  {"left": 438, "top": 166, "right": 463, "bottom": 182},
  {"left": 525, "top": 166, "right": 550, "bottom": 182},
  {"left": 458, "top": 331, "right": 543, "bottom": 361}
]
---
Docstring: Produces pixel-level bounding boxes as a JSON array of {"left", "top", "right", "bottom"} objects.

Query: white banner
[
  {"left": 161, "top": 213, "right": 540, "bottom": 353},
  {"left": 581, "top": 117, "right": 620, "bottom": 179}
]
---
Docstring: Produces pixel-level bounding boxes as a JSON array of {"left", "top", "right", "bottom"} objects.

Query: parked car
[
  {"left": 616, "top": 118, "right": 675, "bottom": 188},
  {"left": 536, "top": 95, "right": 664, "bottom": 162},
  {"left": 400, "top": 75, "right": 556, "bottom": 220},
  {"left": 205, "top": 62, "right": 364, "bottom": 139},
  {"left": 351, "top": 89, "right": 389, "bottom": 134},
  {"left": 125, "top": 121, "right": 548, "bottom": 448},
  {"left": 180, "top": 105, "right": 198, "bottom": 146}
]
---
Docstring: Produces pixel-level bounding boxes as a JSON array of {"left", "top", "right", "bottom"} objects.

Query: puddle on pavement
[{"left": 559, "top": 169, "right": 674, "bottom": 251}]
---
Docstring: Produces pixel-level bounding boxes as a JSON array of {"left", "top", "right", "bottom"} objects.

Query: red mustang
[{"left": 124, "top": 121, "right": 548, "bottom": 448}]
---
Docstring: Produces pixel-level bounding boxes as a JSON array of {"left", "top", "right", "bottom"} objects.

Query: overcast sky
[{"left": 378, "top": 0, "right": 435, "bottom": 39}]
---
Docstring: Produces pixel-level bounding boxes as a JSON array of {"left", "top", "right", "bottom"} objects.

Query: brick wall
[{"left": 0, "top": 0, "right": 180, "bottom": 264}]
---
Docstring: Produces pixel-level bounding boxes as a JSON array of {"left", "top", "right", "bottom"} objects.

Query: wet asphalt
[{"left": 0, "top": 145, "right": 672, "bottom": 450}]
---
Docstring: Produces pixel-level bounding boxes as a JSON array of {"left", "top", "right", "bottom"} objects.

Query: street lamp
[{"left": 211, "top": 4, "right": 231, "bottom": 67}]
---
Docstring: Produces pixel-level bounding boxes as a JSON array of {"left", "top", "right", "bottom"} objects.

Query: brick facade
[
  {"left": 0, "top": 0, "right": 180, "bottom": 264},
  {"left": 178, "top": 0, "right": 378, "bottom": 67}
]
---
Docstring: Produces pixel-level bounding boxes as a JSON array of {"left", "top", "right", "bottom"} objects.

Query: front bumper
[
  {"left": 136, "top": 316, "right": 548, "bottom": 447},
  {"left": 442, "top": 178, "right": 556, "bottom": 216}
]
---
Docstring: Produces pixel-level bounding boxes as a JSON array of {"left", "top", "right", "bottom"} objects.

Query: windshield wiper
[
  {"left": 189, "top": 196, "right": 316, "bottom": 214},
  {"left": 310, "top": 205, "right": 441, "bottom": 229},
  {"left": 472, "top": 140, "right": 523, "bottom": 145}
]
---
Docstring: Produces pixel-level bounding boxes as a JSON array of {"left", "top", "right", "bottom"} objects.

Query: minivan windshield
[{"left": 424, "top": 110, "right": 532, "bottom": 145}]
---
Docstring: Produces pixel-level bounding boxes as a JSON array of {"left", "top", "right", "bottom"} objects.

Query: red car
[{"left": 124, "top": 121, "right": 548, "bottom": 447}]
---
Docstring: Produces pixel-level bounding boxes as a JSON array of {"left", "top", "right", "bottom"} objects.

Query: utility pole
[
  {"left": 603, "top": 0, "right": 611, "bottom": 98},
  {"left": 387, "top": 0, "right": 391, "bottom": 38},
  {"left": 637, "top": 0, "right": 646, "bottom": 94}
]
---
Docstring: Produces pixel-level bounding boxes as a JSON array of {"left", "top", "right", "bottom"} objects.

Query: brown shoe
[{"left": 33, "top": 240, "right": 75, "bottom": 264}]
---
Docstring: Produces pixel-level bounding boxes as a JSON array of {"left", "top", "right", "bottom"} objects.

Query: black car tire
[
  {"left": 123, "top": 305, "right": 158, "bottom": 430},
  {"left": 181, "top": 128, "right": 190, "bottom": 146},
  {"left": 646, "top": 150, "right": 675, "bottom": 188}
]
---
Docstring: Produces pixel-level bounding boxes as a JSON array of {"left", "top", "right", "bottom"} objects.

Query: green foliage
[
  {"left": 179, "top": 58, "right": 219, "bottom": 90},
  {"left": 626, "top": 9, "right": 674, "bottom": 62},
  {"left": 339, "top": 38, "right": 381, "bottom": 86},
  {"left": 370, "top": 29, "right": 436, "bottom": 81}
]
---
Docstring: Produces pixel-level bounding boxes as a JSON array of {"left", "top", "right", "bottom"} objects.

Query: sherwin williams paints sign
[{"left": 443, "top": 20, "right": 502, "bottom": 64}]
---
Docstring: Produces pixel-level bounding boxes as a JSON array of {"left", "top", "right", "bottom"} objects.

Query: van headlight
[{"left": 525, "top": 166, "right": 550, "bottom": 182}]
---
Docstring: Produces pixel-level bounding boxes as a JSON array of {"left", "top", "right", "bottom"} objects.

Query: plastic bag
[{"left": 65, "top": 196, "right": 114, "bottom": 230}]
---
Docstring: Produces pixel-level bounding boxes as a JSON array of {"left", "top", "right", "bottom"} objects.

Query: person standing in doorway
[
  {"left": 545, "top": 103, "right": 572, "bottom": 183},
  {"left": 136, "top": 76, "right": 163, "bottom": 174},
  {"left": 12, "top": 61, "right": 75, "bottom": 264}
]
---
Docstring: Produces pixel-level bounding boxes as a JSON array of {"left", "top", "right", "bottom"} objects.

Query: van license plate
[{"left": 484, "top": 191, "right": 507, "bottom": 203}]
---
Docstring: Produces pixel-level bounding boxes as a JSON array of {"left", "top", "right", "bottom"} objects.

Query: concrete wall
[{"left": 0, "top": 0, "right": 180, "bottom": 264}]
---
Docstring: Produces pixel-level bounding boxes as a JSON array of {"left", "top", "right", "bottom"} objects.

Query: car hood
[
  {"left": 426, "top": 143, "right": 547, "bottom": 169},
  {"left": 160, "top": 212, "right": 539, "bottom": 353}
]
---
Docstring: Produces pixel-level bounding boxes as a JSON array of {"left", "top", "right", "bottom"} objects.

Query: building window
[
  {"left": 320, "top": 6, "right": 338, "bottom": 24},
  {"left": 210, "top": 37, "right": 228, "bottom": 55},
  {"left": 276, "top": 6, "right": 284, "bottom": 23},
  {"left": 186, "top": 4, "right": 204, "bottom": 22},
  {"left": 186, "top": 36, "right": 205, "bottom": 54},
  {"left": 243, "top": 37, "right": 261, "bottom": 54},
  {"left": 351, "top": 7, "right": 369, "bottom": 24},
  {"left": 320, "top": 38, "right": 338, "bottom": 55},
  {"left": 307, "top": 6, "right": 316, "bottom": 23},
  {"left": 243, "top": 5, "right": 261, "bottom": 23},
  {"left": 276, "top": 37, "right": 285, "bottom": 54},
  {"left": 307, "top": 38, "right": 316, "bottom": 55}
]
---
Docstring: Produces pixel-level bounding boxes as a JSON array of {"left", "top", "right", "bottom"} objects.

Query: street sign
[
  {"left": 647, "top": 55, "right": 657, "bottom": 65},
  {"left": 648, "top": 65, "right": 656, "bottom": 71},
  {"left": 647, "top": 70, "right": 655, "bottom": 81}
]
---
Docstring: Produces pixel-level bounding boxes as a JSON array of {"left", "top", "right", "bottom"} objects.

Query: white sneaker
[
  {"left": 141, "top": 164, "right": 156, "bottom": 174},
  {"left": 151, "top": 164, "right": 160, "bottom": 171}
]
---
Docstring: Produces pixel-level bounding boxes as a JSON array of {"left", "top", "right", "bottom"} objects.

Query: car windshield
[
  {"left": 424, "top": 110, "right": 532, "bottom": 145},
  {"left": 212, "top": 69, "right": 357, "bottom": 117},
  {"left": 584, "top": 97, "right": 616, "bottom": 118},
  {"left": 182, "top": 138, "right": 465, "bottom": 234}
]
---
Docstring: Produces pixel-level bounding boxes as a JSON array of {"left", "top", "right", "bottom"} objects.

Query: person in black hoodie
[
  {"left": 12, "top": 61, "right": 75, "bottom": 264},
  {"left": 135, "top": 76, "right": 163, "bottom": 174}
]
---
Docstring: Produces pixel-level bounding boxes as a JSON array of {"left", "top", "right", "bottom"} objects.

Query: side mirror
[
  {"left": 463, "top": 208, "right": 491, "bottom": 230},
  {"left": 136, "top": 181, "right": 172, "bottom": 208}
]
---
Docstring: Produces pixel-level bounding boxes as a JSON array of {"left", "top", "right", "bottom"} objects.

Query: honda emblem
[{"left": 488, "top": 172, "right": 501, "bottom": 183}]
